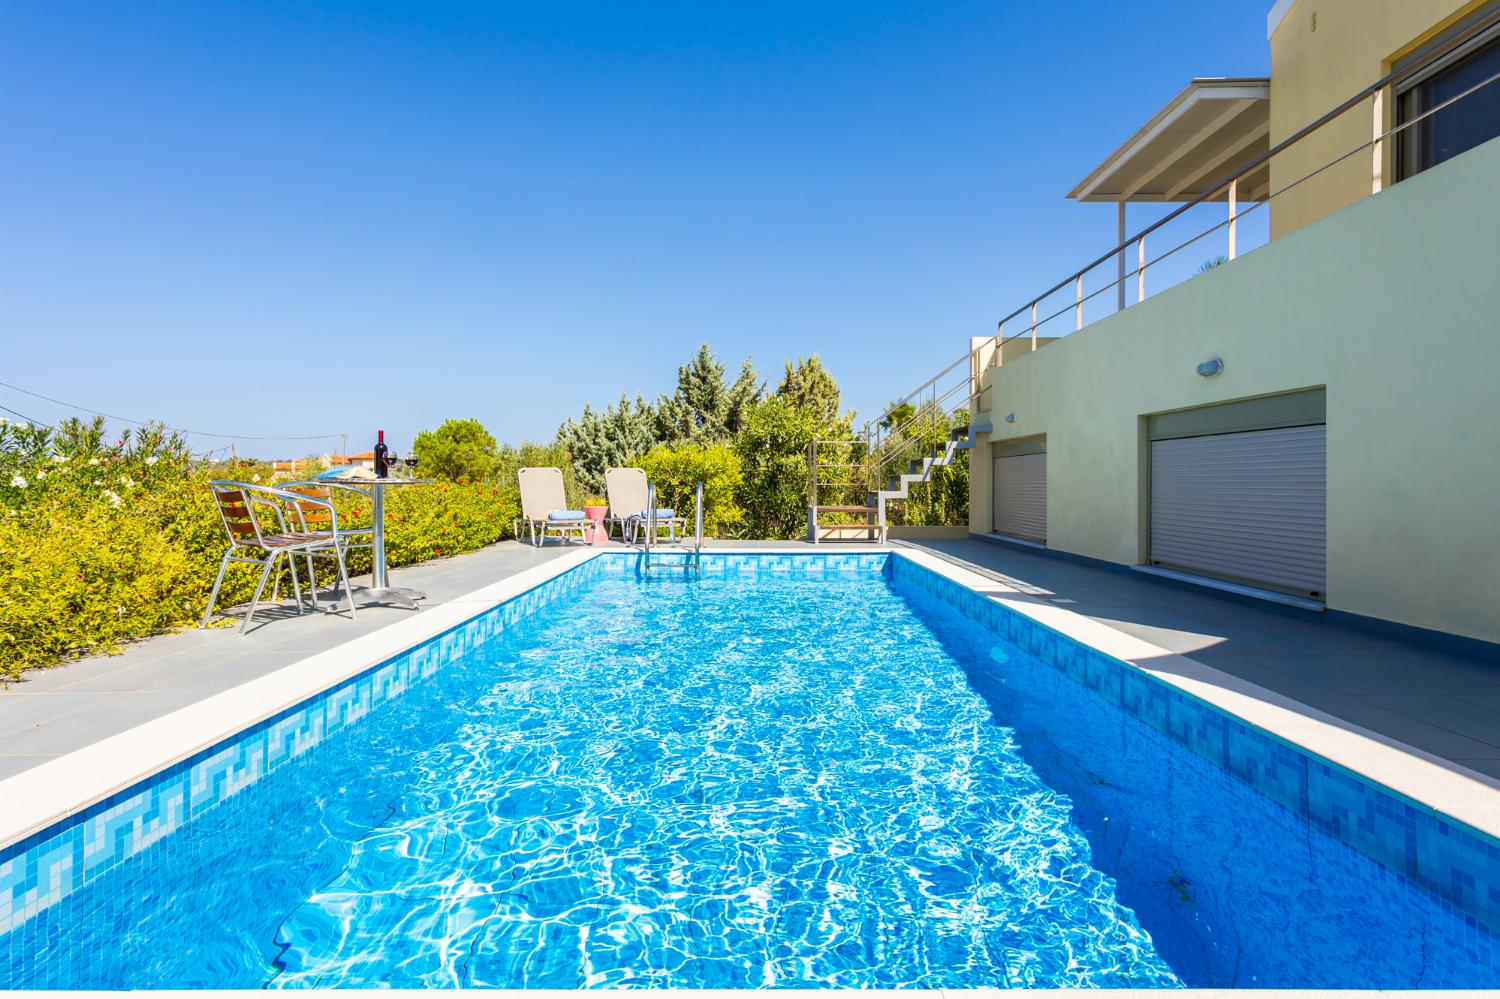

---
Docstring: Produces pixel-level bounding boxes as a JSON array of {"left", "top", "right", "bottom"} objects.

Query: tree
[
  {"left": 655, "top": 344, "right": 760, "bottom": 445},
  {"left": 724, "top": 359, "right": 764, "bottom": 435},
  {"left": 733, "top": 397, "right": 823, "bottom": 540},
  {"left": 411, "top": 418, "right": 499, "bottom": 483},
  {"left": 775, "top": 355, "right": 851, "bottom": 430},
  {"left": 555, "top": 394, "right": 658, "bottom": 495},
  {"left": 879, "top": 400, "right": 917, "bottom": 433}
]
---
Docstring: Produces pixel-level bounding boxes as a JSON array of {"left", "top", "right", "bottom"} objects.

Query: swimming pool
[{"left": 2, "top": 552, "right": 1498, "bottom": 988}]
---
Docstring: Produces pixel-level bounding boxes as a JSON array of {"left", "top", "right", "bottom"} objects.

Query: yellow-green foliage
[
  {"left": 630, "top": 443, "right": 743, "bottom": 538},
  {"left": 0, "top": 418, "right": 518, "bottom": 681}
]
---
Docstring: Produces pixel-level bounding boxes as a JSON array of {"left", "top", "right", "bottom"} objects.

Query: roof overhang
[{"left": 1067, "top": 78, "right": 1271, "bottom": 204}]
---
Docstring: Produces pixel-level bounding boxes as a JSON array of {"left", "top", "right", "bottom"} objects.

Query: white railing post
[
  {"left": 1371, "top": 88, "right": 1385, "bottom": 194},
  {"left": 1030, "top": 302, "right": 1038, "bottom": 351},
  {"left": 995, "top": 321, "right": 1003, "bottom": 367},
  {"left": 1136, "top": 236, "right": 1146, "bottom": 303},
  {"left": 1075, "top": 275, "right": 1084, "bottom": 331},
  {"left": 1228, "top": 178, "right": 1238, "bottom": 260}
]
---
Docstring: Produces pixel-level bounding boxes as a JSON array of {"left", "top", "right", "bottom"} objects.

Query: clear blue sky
[{"left": 0, "top": 1, "right": 1269, "bottom": 457}]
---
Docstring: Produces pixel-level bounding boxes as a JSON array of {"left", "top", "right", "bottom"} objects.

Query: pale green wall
[{"left": 971, "top": 135, "right": 1500, "bottom": 644}]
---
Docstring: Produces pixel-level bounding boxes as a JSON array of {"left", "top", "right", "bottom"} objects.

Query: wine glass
[{"left": 405, "top": 453, "right": 419, "bottom": 476}]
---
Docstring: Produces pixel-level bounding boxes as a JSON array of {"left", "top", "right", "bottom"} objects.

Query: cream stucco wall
[
  {"left": 1268, "top": 0, "right": 1492, "bottom": 238},
  {"left": 970, "top": 133, "right": 1500, "bottom": 644}
]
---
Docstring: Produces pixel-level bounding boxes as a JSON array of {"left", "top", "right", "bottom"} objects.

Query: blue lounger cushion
[
  {"left": 547, "top": 509, "right": 587, "bottom": 521},
  {"left": 630, "top": 508, "right": 675, "bottom": 520}
]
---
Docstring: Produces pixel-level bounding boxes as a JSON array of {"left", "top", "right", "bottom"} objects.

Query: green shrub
[
  {"left": 0, "top": 418, "right": 519, "bottom": 681},
  {"left": 732, "top": 397, "right": 821, "bottom": 540},
  {"left": 631, "top": 443, "right": 743, "bottom": 538}
]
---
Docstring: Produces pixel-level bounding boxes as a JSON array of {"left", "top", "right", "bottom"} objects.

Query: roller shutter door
[
  {"left": 1150, "top": 424, "right": 1326, "bottom": 597},
  {"left": 992, "top": 452, "right": 1047, "bottom": 542}
]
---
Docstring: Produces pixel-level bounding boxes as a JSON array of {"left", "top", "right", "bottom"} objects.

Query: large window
[{"left": 1397, "top": 26, "right": 1500, "bottom": 179}]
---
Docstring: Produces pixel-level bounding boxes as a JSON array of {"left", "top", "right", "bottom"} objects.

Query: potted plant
[{"left": 583, "top": 494, "right": 610, "bottom": 545}]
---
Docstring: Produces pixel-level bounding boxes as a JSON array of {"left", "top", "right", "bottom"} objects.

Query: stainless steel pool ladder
[{"left": 642, "top": 481, "right": 703, "bottom": 575}]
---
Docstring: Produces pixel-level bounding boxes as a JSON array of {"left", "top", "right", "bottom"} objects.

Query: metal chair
[
  {"left": 201, "top": 481, "right": 359, "bottom": 633},
  {"left": 279, "top": 482, "right": 375, "bottom": 608}
]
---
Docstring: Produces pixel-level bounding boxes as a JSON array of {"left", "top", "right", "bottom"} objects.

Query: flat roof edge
[
  {"left": 1067, "top": 77, "right": 1271, "bottom": 202},
  {"left": 1268, "top": 0, "right": 1298, "bottom": 40}
]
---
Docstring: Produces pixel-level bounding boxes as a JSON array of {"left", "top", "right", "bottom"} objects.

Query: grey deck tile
[
  {"left": 1183, "top": 655, "right": 1346, "bottom": 698},
  {"left": 1357, "top": 692, "right": 1500, "bottom": 750},
  {"left": 0, "top": 689, "right": 215, "bottom": 755},
  {"left": 152, "top": 651, "right": 321, "bottom": 692},
  {"left": 1449, "top": 758, "right": 1500, "bottom": 779},
  {"left": 0, "top": 692, "right": 123, "bottom": 736},
  {"left": 1229, "top": 654, "right": 1443, "bottom": 697}
]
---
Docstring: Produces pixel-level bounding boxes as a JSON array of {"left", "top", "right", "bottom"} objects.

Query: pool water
[{"left": 3, "top": 561, "right": 1496, "bottom": 988}]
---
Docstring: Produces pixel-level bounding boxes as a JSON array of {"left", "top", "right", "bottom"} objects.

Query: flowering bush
[{"left": 0, "top": 417, "right": 518, "bottom": 681}]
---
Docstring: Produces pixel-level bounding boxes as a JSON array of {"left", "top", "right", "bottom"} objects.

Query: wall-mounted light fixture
[
  {"left": 1005, "top": 412, "right": 1017, "bottom": 423},
  {"left": 1196, "top": 358, "right": 1224, "bottom": 378}
]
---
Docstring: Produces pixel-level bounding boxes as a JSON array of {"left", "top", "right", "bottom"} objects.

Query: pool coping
[{"left": 2, "top": 544, "right": 1499, "bottom": 859}]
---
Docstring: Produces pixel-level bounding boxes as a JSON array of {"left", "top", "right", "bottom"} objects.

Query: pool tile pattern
[{"left": 888, "top": 555, "right": 1500, "bottom": 937}]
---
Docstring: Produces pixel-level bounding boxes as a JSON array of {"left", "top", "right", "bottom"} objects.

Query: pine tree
[
  {"left": 724, "top": 359, "right": 764, "bottom": 435},
  {"left": 555, "top": 394, "right": 658, "bottom": 494},
  {"left": 776, "top": 355, "right": 851, "bottom": 430},
  {"left": 655, "top": 344, "right": 759, "bottom": 445}
]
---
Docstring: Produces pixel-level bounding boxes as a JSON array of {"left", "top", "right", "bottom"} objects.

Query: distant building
[{"left": 325, "top": 452, "right": 378, "bottom": 473}]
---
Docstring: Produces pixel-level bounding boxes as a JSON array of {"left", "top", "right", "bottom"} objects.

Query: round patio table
[{"left": 344, "top": 477, "right": 432, "bottom": 610}]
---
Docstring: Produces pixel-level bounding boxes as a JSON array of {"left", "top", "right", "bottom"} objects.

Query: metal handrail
[
  {"left": 865, "top": 5, "right": 1500, "bottom": 433},
  {"left": 693, "top": 480, "right": 704, "bottom": 573},
  {"left": 643, "top": 482, "right": 656, "bottom": 566},
  {"left": 641, "top": 480, "right": 704, "bottom": 574},
  {"left": 999, "top": 60, "right": 1500, "bottom": 352}
]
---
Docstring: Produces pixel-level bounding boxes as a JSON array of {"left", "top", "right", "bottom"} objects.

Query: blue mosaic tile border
[
  {"left": 887, "top": 553, "right": 1500, "bottom": 936},
  {"left": 0, "top": 552, "right": 888, "bottom": 932},
  {"left": 598, "top": 551, "right": 891, "bottom": 577}
]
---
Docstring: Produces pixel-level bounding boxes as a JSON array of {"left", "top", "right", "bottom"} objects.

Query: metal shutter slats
[
  {"left": 1150, "top": 424, "right": 1326, "bottom": 596},
  {"left": 993, "top": 453, "right": 1047, "bottom": 542}
]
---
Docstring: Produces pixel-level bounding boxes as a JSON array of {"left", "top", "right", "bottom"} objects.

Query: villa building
[{"left": 966, "top": 0, "right": 1500, "bottom": 651}]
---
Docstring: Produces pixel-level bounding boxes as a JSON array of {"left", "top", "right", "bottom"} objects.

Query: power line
[
  {"left": 0, "top": 379, "right": 344, "bottom": 442},
  {"left": 0, "top": 402, "right": 54, "bottom": 429}
]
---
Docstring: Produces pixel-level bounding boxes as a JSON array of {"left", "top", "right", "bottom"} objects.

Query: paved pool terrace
[{"left": 2, "top": 535, "right": 1498, "bottom": 788}]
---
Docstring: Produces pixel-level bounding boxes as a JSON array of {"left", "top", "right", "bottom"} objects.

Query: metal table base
[{"left": 350, "top": 584, "right": 427, "bottom": 610}]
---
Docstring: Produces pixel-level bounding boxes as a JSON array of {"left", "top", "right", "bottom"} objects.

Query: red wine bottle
[{"left": 374, "top": 430, "right": 389, "bottom": 478}]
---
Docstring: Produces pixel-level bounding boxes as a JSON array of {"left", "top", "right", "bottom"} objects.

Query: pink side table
[{"left": 583, "top": 504, "right": 609, "bottom": 546}]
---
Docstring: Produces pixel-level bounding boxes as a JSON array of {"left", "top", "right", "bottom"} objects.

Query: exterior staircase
[
  {"left": 807, "top": 338, "right": 994, "bottom": 542},
  {"left": 868, "top": 417, "right": 991, "bottom": 536}
]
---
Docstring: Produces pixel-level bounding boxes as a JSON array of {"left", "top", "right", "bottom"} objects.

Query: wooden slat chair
[
  {"left": 279, "top": 483, "right": 375, "bottom": 609},
  {"left": 201, "top": 481, "right": 358, "bottom": 633}
]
